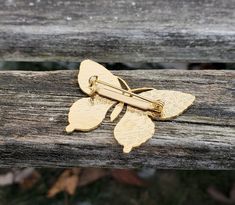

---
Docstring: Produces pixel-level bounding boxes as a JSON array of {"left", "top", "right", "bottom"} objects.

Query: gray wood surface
[
  {"left": 0, "top": 69, "right": 234, "bottom": 169},
  {"left": 0, "top": 0, "right": 235, "bottom": 62}
]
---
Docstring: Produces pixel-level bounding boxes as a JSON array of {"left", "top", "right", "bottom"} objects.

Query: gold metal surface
[
  {"left": 114, "top": 106, "right": 155, "bottom": 153},
  {"left": 66, "top": 59, "right": 196, "bottom": 153},
  {"left": 88, "top": 76, "right": 164, "bottom": 115}
]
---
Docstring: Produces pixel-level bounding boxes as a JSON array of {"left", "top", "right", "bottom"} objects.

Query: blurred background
[{"left": 0, "top": 62, "right": 234, "bottom": 205}]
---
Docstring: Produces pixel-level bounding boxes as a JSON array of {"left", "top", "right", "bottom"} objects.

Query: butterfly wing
[
  {"left": 114, "top": 89, "right": 195, "bottom": 152},
  {"left": 66, "top": 60, "right": 124, "bottom": 133},
  {"left": 78, "top": 59, "right": 121, "bottom": 95},
  {"left": 66, "top": 95, "right": 114, "bottom": 133},
  {"left": 110, "top": 102, "right": 124, "bottom": 122},
  {"left": 139, "top": 89, "right": 195, "bottom": 120},
  {"left": 114, "top": 106, "right": 155, "bottom": 153}
]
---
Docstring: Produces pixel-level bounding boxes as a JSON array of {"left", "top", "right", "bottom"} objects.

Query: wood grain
[
  {"left": 0, "top": 0, "right": 235, "bottom": 62},
  {"left": 0, "top": 69, "right": 234, "bottom": 169}
]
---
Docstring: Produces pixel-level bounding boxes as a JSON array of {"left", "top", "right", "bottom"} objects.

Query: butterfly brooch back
[{"left": 66, "top": 60, "right": 195, "bottom": 153}]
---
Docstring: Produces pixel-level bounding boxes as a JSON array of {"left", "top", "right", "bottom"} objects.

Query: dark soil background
[{"left": 1, "top": 169, "right": 235, "bottom": 205}]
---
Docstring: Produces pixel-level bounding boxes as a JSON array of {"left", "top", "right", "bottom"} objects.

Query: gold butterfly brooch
[{"left": 66, "top": 60, "right": 195, "bottom": 153}]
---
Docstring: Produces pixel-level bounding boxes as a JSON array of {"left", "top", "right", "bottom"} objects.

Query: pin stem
[{"left": 89, "top": 76, "right": 164, "bottom": 112}]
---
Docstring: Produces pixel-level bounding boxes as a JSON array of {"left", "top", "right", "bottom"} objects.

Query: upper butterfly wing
[
  {"left": 139, "top": 89, "right": 195, "bottom": 120},
  {"left": 78, "top": 59, "right": 121, "bottom": 95}
]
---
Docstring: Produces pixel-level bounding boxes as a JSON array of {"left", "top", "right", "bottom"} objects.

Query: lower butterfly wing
[
  {"left": 66, "top": 95, "right": 115, "bottom": 133},
  {"left": 114, "top": 106, "right": 155, "bottom": 153},
  {"left": 139, "top": 89, "right": 195, "bottom": 120}
]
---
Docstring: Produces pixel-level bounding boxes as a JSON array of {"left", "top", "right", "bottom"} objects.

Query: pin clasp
[{"left": 88, "top": 75, "right": 164, "bottom": 115}]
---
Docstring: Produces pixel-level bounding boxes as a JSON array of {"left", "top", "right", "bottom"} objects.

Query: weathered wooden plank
[
  {"left": 0, "top": 69, "right": 234, "bottom": 169},
  {"left": 0, "top": 0, "right": 235, "bottom": 62}
]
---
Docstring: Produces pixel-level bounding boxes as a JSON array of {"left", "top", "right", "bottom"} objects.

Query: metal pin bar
[{"left": 89, "top": 76, "right": 164, "bottom": 113}]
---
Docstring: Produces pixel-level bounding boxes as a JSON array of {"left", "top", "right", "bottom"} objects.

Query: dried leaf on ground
[
  {"left": 0, "top": 172, "right": 14, "bottom": 186},
  {"left": 230, "top": 183, "right": 235, "bottom": 201},
  {"left": 0, "top": 168, "right": 40, "bottom": 188},
  {"left": 47, "top": 168, "right": 80, "bottom": 198},
  {"left": 207, "top": 185, "right": 235, "bottom": 204},
  {"left": 111, "top": 169, "right": 147, "bottom": 187},
  {"left": 19, "top": 170, "right": 41, "bottom": 189},
  {"left": 47, "top": 168, "right": 147, "bottom": 198},
  {"left": 14, "top": 168, "right": 35, "bottom": 183},
  {"left": 78, "top": 168, "right": 108, "bottom": 187}
]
